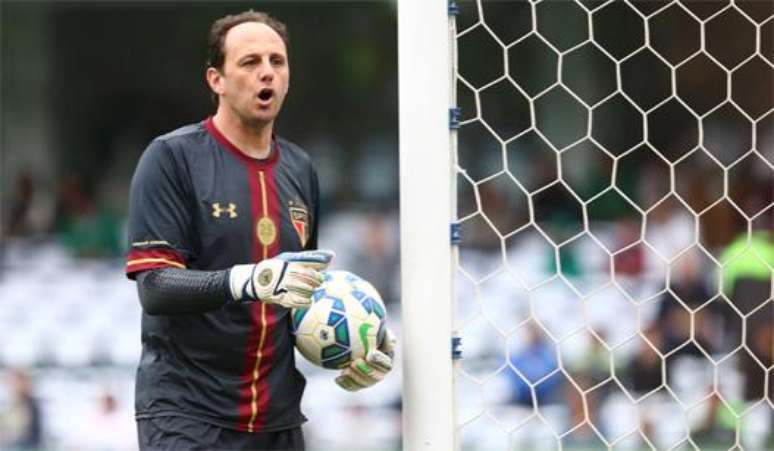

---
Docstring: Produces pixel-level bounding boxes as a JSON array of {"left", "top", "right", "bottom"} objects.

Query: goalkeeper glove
[
  {"left": 228, "top": 250, "right": 334, "bottom": 309},
  {"left": 336, "top": 328, "right": 396, "bottom": 391}
]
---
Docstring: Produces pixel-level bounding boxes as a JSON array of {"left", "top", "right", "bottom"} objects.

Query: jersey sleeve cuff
[{"left": 126, "top": 248, "right": 187, "bottom": 279}]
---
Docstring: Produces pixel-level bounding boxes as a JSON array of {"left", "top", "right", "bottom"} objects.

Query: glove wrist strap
[{"left": 228, "top": 264, "right": 257, "bottom": 303}]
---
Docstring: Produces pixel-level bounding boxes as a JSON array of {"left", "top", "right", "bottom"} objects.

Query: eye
[
  {"left": 241, "top": 58, "right": 257, "bottom": 67},
  {"left": 270, "top": 56, "right": 285, "bottom": 66}
]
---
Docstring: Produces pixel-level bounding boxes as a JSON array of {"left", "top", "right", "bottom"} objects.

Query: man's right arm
[
  {"left": 126, "top": 139, "right": 232, "bottom": 316},
  {"left": 135, "top": 268, "right": 232, "bottom": 315},
  {"left": 135, "top": 250, "right": 335, "bottom": 315}
]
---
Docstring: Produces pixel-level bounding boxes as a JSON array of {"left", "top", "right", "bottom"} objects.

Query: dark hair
[{"left": 207, "top": 10, "right": 289, "bottom": 71}]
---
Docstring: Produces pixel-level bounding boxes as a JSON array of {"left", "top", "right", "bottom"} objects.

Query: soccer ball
[{"left": 291, "top": 270, "right": 387, "bottom": 369}]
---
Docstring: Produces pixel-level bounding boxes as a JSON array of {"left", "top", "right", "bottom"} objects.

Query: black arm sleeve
[{"left": 136, "top": 268, "right": 234, "bottom": 315}]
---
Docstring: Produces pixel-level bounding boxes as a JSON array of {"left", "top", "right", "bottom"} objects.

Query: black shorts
[{"left": 137, "top": 416, "right": 305, "bottom": 451}]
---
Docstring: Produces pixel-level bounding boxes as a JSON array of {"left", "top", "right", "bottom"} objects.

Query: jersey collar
[{"left": 204, "top": 116, "right": 280, "bottom": 168}]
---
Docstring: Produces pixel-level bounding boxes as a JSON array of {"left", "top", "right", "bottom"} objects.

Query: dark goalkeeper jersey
[{"left": 125, "top": 117, "right": 319, "bottom": 432}]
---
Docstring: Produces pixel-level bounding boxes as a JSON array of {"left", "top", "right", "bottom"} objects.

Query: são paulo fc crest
[{"left": 289, "top": 204, "right": 309, "bottom": 247}]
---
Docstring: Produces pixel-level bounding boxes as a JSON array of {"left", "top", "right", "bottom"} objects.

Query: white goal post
[{"left": 398, "top": 0, "right": 456, "bottom": 450}]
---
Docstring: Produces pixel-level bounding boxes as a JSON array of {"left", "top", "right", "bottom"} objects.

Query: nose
[{"left": 260, "top": 65, "right": 275, "bottom": 83}]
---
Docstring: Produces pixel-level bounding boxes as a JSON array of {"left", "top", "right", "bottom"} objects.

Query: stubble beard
[{"left": 233, "top": 102, "right": 275, "bottom": 134}]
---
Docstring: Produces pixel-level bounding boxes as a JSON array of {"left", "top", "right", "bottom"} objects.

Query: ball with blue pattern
[{"left": 291, "top": 270, "right": 387, "bottom": 369}]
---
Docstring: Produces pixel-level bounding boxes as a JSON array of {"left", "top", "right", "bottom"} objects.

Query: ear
[{"left": 206, "top": 67, "right": 225, "bottom": 96}]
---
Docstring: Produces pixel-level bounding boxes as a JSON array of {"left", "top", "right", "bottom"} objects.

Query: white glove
[
  {"left": 229, "top": 250, "right": 334, "bottom": 309},
  {"left": 336, "top": 328, "right": 396, "bottom": 391}
]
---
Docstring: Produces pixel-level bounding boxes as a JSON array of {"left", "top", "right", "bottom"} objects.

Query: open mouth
[{"left": 258, "top": 88, "right": 274, "bottom": 102}]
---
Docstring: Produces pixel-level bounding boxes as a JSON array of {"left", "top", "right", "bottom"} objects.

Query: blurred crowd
[
  {"left": 5, "top": 172, "right": 123, "bottom": 259},
  {"left": 452, "top": 127, "right": 772, "bottom": 450},
  {"left": 449, "top": 0, "right": 773, "bottom": 447},
  {"left": 0, "top": 369, "right": 42, "bottom": 449},
  {"left": 454, "top": 198, "right": 772, "bottom": 450}
]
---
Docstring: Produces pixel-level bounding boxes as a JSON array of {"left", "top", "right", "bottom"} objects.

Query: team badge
[
  {"left": 289, "top": 205, "right": 309, "bottom": 247},
  {"left": 257, "top": 217, "right": 277, "bottom": 246}
]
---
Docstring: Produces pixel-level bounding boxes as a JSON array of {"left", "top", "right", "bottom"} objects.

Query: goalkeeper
[{"left": 125, "top": 10, "right": 394, "bottom": 450}]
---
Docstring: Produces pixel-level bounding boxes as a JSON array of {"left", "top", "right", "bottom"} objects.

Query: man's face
[{"left": 211, "top": 22, "right": 289, "bottom": 126}]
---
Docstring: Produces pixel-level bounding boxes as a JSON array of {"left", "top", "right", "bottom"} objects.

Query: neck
[{"left": 212, "top": 108, "right": 273, "bottom": 159}]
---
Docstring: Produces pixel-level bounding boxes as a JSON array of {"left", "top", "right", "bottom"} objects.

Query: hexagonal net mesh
[{"left": 451, "top": 1, "right": 773, "bottom": 450}]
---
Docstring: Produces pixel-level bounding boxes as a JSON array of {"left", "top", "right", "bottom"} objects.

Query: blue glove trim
[{"left": 276, "top": 249, "right": 335, "bottom": 265}]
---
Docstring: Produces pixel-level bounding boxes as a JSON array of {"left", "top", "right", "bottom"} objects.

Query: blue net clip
[
  {"left": 452, "top": 336, "right": 463, "bottom": 360},
  {"left": 449, "top": 107, "right": 461, "bottom": 129},
  {"left": 448, "top": 0, "right": 459, "bottom": 16},
  {"left": 450, "top": 222, "right": 461, "bottom": 245}
]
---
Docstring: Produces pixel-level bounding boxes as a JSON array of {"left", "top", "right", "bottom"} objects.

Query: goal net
[{"left": 400, "top": 0, "right": 773, "bottom": 450}]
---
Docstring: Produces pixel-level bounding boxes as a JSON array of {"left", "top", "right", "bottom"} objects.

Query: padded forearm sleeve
[{"left": 136, "top": 268, "right": 234, "bottom": 315}]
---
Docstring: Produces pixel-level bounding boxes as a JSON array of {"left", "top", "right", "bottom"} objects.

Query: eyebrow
[{"left": 237, "top": 51, "right": 286, "bottom": 62}]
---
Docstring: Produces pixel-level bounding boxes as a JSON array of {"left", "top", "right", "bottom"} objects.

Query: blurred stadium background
[
  {"left": 449, "top": 0, "right": 772, "bottom": 450},
  {"left": 0, "top": 0, "right": 771, "bottom": 451}
]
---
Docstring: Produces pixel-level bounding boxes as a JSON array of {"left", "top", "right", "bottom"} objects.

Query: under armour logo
[{"left": 212, "top": 202, "right": 238, "bottom": 218}]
